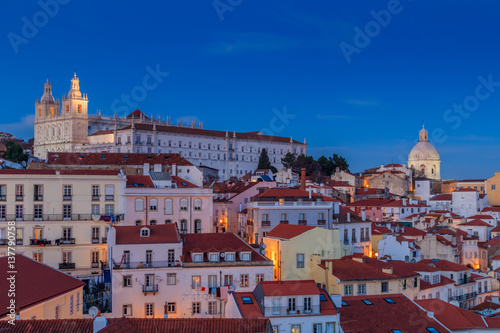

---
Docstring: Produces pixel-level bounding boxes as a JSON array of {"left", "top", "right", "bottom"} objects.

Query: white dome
[{"left": 408, "top": 141, "right": 440, "bottom": 161}]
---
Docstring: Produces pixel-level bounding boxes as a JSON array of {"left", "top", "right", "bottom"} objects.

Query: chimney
[
  {"left": 300, "top": 168, "right": 306, "bottom": 190},
  {"left": 171, "top": 163, "right": 177, "bottom": 176},
  {"left": 308, "top": 187, "right": 312, "bottom": 199},
  {"left": 402, "top": 199, "right": 407, "bottom": 206},
  {"left": 93, "top": 317, "right": 107, "bottom": 333},
  {"left": 347, "top": 213, "right": 351, "bottom": 222},
  {"left": 361, "top": 210, "right": 366, "bottom": 221}
]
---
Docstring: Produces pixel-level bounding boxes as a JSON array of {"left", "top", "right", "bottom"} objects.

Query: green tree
[
  {"left": 281, "top": 152, "right": 296, "bottom": 169},
  {"left": 330, "top": 154, "right": 349, "bottom": 172},
  {"left": 317, "top": 155, "right": 334, "bottom": 175},
  {"left": 3, "top": 141, "right": 28, "bottom": 164},
  {"left": 257, "top": 148, "right": 272, "bottom": 170}
]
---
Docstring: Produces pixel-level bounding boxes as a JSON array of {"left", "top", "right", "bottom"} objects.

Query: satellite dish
[
  {"left": 88, "top": 306, "right": 100, "bottom": 318},
  {"left": 260, "top": 243, "right": 267, "bottom": 249},
  {"left": 220, "top": 252, "right": 225, "bottom": 258},
  {"left": 260, "top": 249, "right": 266, "bottom": 255}
]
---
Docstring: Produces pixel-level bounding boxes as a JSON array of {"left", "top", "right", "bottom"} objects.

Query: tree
[
  {"left": 317, "top": 155, "right": 334, "bottom": 176},
  {"left": 257, "top": 148, "right": 272, "bottom": 170},
  {"left": 330, "top": 154, "right": 349, "bottom": 172},
  {"left": 281, "top": 152, "right": 296, "bottom": 169},
  {"left": 3, "top": 141, "right": 28, "bottom": 164}
]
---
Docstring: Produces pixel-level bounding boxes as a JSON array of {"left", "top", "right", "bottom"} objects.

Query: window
[
  {"left": 291, "top": 324, "right": 301, "bottom": 333},
  {"left": 296, "top": 253, "right": 305, "bottom": 268},
  {"left": 0, "top": 185, "right": 5, "bottom": 201},
  {"left": 208, "top": 275, "right": 217, "bottom": 288},
  {"left": 164, "top": 199, "right": 173, "bottom": 214},
  {"left": 192, "top": 253, "right": 203, "bottom": 262},
  {"left": 313, "top": 324, "right": 322, "bottom": 333},
  {"left": 149, "top": 219, "right": 156, "bottom": 225},
  {"left": 63, "top": 205, "right": 72, "bottom": 220},
  {"left": 384, "top": 298, "right": 396, "bottom": 304},
  {"left": 0, "top": 205, "right": 5, "bottom": 220},
  {"left": 299, "top": 212, "right": 305, "bottom": 221},
  {"left": 241, "top": 252, "right": 251, "bottom": 261},
  {"left": 414, "top": 277, "right": 418, "bottom": 288},
  {"left": 224, "top": 275, "right": 233, "bottom": 286},
  {"left": 288, "top": 298, "right": 296, "bottom": 312},
  {"left": 256, "top": 273, "right": 264, "bottom": 283},
  {"left": 123, "top": 276, "right": 131, "bottom": 287},
  {"left": 34, "top": 184, "right": 43, "bottom": 201},
  {"left": 304, "top": 297, "right": 312, "bottom": 311},
  {"left": 358, "top": 283, "right": 366, "bottom": 295},
  {"left": 318, "top": 212, "right": 325, "bottom": 220},
  {"left": 15, "top": 205, "right": 23, "bottom": 220},
  {"left": 135, "top": 198, "right": 144, "bottom": 211},
  {"left": 167, "top": 273, "right": 176, "bottom": 285},
  {"left": 192, "top": 276, "right": 201, "bottom": 289},
  {"left": 208, "top": 301, "right": 217, "bottom": 315},
  {"left": 92, "top": 185, "right": 99, "bottom": 200},
  {"left": 381, "top": 282, "right": 389, "bottom": 293},
  {"left": 92, "top": 204, "right": 99, "bottom": 215},
  {"left": 33, "top": 252, "right": 42, "bottom": 262},
  {"left": 146, "top": 250, "right": 153, "bottom": 265},
  {"left": 240, "top": 274, "right": 249, "bottom": 287},
  {"left": 432, "top": 275, "right": 439, "bottom": 284},
  {"left": 362, "top": 300, "right": 373, "bottom": 305},
  {"left": 344, "top": 284, "right": 353, "bottom": 296},
  {"left": 55, "top": 305, "right": 60, "bottom": 319},
  {"left": 34, "top": 205, "right": 43, "bottom": 220},
  {"left": 62, "top": 227, "right": 72, "bottom": 240},
  {"left": 192, "top": 302, "right": 201, "bottom": 314},
  {"left": 15, "top": 185, "right": 23, "bottom": 201},
  {"left": 135, "top": 220, "right": 142, "bottom": 226},
  {"left": 145, "top": 303, "right": 154, "bottom": 317},
  {"left": 168, "top": 249, "right": 175, "bottom": 264},
  {"left": 492, "top": 184, "right": 496, "bottom": 191},
  {"left": 91, "top": 251, "right": 99, "bottom": 268},
  {"left": 209, "top": 253, "right": 219, "bottom": 262},
  {"left": 123, "top": 305, "right": 132, "bottom": 316},
  {"left": 280, "top": 212, "right": 287, "bottom": 221},
  {"left": 105, "top": 204, "right": 114, "bottom": 216},
  {"left": 272, "top": 299, "right": 280, "bottom": 314},
  {"left": 63, "top": 185, "right": 72, "bottom": 200},
  {"left": 194, "top": 199, "right": 202, "bottom": 210},
  {"left": 325, "top": 323, "right": 336, "bottom": 333},
  {"left": 180, "top": 199, "right": 188, "bottom": 211},
  {"left": 149, "top": 198, "right": 157, "bottom": 211},
  {"left": 225, "top": 253, "right": 235, "bottom": 262},
  {"left": 180, "top": 219, "right": 187, "bottom": 233},
  {"left": 194, "top": 219, "right": 201, "bottom": 233},
  {"left": 15, "top": 228, "right": 22, "bottom": 245},
  {"left": 76, "top": 292, "right": 80, "bottom": 312},
  {"left": 166, "top": 302, "right": 176, "bottom": 313}
]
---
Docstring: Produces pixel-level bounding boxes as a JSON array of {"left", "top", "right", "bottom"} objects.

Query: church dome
[
  {"left": 40, "top": 78, "right": 55, "bottom": 103},
  {"left": 408, "top": 124, "right": 440, "bottom": 161}
]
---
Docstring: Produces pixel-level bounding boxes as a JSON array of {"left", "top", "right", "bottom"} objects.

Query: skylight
[
  {"left": 320, "top": 294, "right": 327, "bottom": 301},
  {"left": 361, "top": 300, "right": 373, "bottom": 305},
  {"left": 384, "top": 298, "right": 396, "bottom": 304},
  {"left": 426, "top": 328, "right": 439, "bottom": 333},
  {"left": 341, "top": 301, "right": 349, "bottom": 306},
  {"left": 241, "top": 297, "right": 253, "bottom": 304},
  {"left": 392, "top": 330, "right": 402, "bottom": 333}
]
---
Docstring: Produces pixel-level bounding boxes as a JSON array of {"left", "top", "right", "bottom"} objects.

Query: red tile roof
[
  {"left": 419, "top": 275, "right": 455, "bottom": 290},
  {"left": 0, "top": 169, "right": 121, "bottom": 176},
  {"left": 458, "top": 219, "right": 491, "bottom": 227},
  {"left": 385, "top": 163, "right": 403, "bottom": 167},
  {"left": 114, "top": 224, "right": 180, "bottom": 245},
  {"left": 482, "top": 206, "right": 500, "bottom": 212},
  {"left": 116, "top": 122, "right": 303, "bottom": 144},
  {"left": 482, "top": 236, "right": 500, "bottom": 248},
  {"left": 468, "top": 214, "right": 494, "bottom": 220},
  {"left": 372, "top": 225, "right": 393, "bottom": 235},
  {"left": 0, "top": 255, "right": 85, "bottom": 318},
  {"left": 429, "top": 210, "right": 462, "bottom": 218},
  {"left": 324, "top": 258, "right": 399, "bottom": 281},
  {"left": 454, "top": 187, "right": 477, "bottom": 192},
  {"left": 231, "top": 292, "right": 264, "bottom": 318},
  {"left": 355, "top": 187, "right": 386, "bottom": 195},
  {"left": 253, "top": 188, "right": 329, "bottom": 201},
  {"left": 46, "top": 152, "right": 193, "bottom": 166},
  {"left": 171, "top": 175, "right": 199, "bottom": 188},
  {"left": 417, "top": 298, "right": 499, "bottom": 330},
  {"left": 382, "top": 200, "right": 429, "bottom": 207},
  {"left": 356, "top": 256, "right": 420, "bottom": 278},
  {"left": 265, "top": 224, "right": 316, "bottom": 240},
  {"left": 400, "top": 226, "right": 427, "bottom": 237},
  {"left": 323, "top": 180, "right": 354, "bottom": 187},
  {"left": 340, "top": 294, "right": 448, "bottom": 333},
  {"left": 182, "top": 233, "right": 271, "bottom": 263},
  {"left": 259, "top": 280, "right": 322, "bottom": 296},
  {"left": 0, "top": 318, "right": 272, "bottom": 333},
  {"left": 126, "top": 175, "right": 154, "bottom": 187},
  {"left": 346, "top": 199, "right": 392, "bottom": 207},
  {"left": 430, "top": 194, "right": 452, "bottom": 201},
  {"left": 418, "top": 259, "right": 470, "bottom": 272}
]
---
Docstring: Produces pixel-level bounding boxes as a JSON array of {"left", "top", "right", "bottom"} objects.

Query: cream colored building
[
  {"left": 487, "top": 173, "right": 500, "bottom": 206},
  {"left": 263, "top": 224, "right": 342, "bottom": 281},
  {"left": 0, "top": 169, "right": 126, "bottom": 278},
  {"left": 408, "top": 124, "right": 441, "bottom": 180}
]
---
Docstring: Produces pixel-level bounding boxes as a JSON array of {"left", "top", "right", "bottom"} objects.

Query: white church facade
[
  {"left": 408, "top": 124, "right": 441, "bottom": 180},
  {"left": 33, "top": 73, "right": 307, "bottom": 180}
]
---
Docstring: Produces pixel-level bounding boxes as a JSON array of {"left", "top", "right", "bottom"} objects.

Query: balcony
[
  {"left": 143, "top": 284, "right": 159, "bottom": 294},
  {"left": 0, "top": 239, "right": 8, "bottom": 246},
  {"left": 92, "top": 238, "right": 100, "bottom": 244},
  {"left": 102, "top": 237, "right": 107, "bottom": 244},
  {"left": 15, "top": 195, "right": 23, "bottom": 201},
  {"left": 0, "top": 195, "right": 5, "bottom": 201},
  {"left": 448, "top": 292, "right": 477, "bottom": 302},
  {"left": 113, "top": 260, "right": 182, "bottom": 270},
  {"left": 63, "top": 195, "right": 72, "bottom": 201},
  {"left": 16, "top": 239, "right": 22, "bottom": 245},
  {"left": 33, "top": 195, "right": 43, "bottom": 201},
  {"left": 279, "top": 221, "right": 289, "bottom": 224},
  {"left": 0, "top": 214, "right": 95, "bottom": 221},
  {"left": 105, "top": 195, "right": 114, "bottom": 201},
  {"left": 30, "top": 238, "right": 51, "bottom": 246},
  {"left": 298, "top": 220, "right": 308, "bottom": 225},
  {"left": 56, "top": 238, "right": 75, "bottom": 245},
  {"left": 92, "top": 195, "right": 100, "bottom": 201},
  {"left": 263, "top": 305, "right": 320, "bottom": 316},
  {"left": 352, "top": 237, "right": 357, "bottom": 243},
  {"left": 261, "top": 221, "right": 271, "bottom": 227},
  {"left": 91, "top": 262, "right": 100, "bottom": 268},
  {"left": 457, "top": 277, "right": 473, "bottom": 285},
  {"left": 59, "top": 262, "right": 75, "bottom": 270},
  {"left": 317, "top": 219, "right": 326, "bottom": 226},
  {"left": 360, "top": 237, "right": 370, "bottom": 242}
]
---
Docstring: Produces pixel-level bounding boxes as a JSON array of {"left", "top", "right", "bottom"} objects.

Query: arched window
[
  {"left": 135, "top": 220, "right": 142, "bottom": 226},
  {"left": 194, "top": 219, "right": 201, "bottom": 233},
  {"left": 165, "top": 219, "right": 172, "bottom": 224},
  {"left": 135, "top": 198, "right": 144, "bottom": 211},
  {"left": 66, "top": 103, "right": 69, "bottom": 112},
  {"left": 39, "top": 107, "right": 42, "bottom": 116},
  {"left": 50, "top": 107, "right": 54, "bottom": 116},
  {"left": 149, "top": 198, "right": 157, "bottom": 211},
  {"left": 180, "top": 199, "right": 188, "bottom": 211},
  {"left": 164, "top": 199, "right": 173, "bottom": 215},
  {"left": 149, "top": 220, "right": 157, "bottom": 225},
  {"left": 194, "top": 199, "right": 202, "bottom": 211}
]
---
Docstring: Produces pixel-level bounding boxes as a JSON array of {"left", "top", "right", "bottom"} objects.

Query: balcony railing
[
  {"left": 352, "top": 237, "right": 357, "bottom": 243},
  {"left": 59, "top": 263, "right": 75, "bottom": 270},
  {"left": 0, "top": 214, "right": 96, "bottom": 221},
  {"left": 0, "top": 239, "right": 8, "bottom": 246},
  {"left": 344, "top": 238, "right": 350, "bottom": 244},
  {"left": 91, "top": 262, "right": 100, "bottom": 268},
  {"left": 105, "top": 195, "right": 114, "bottom": 201},
  {"left": 92, "top": 195, "right": 100, "bottom": 201},
  {"left": 298, "top": 220, "right": 307, "bottom": 225},
  {"left": 261, "top": 221, "right": 271, "bottom": 227},
  {"left": 360, "top": 237, "right": 370, "bottom": 242},
  {"left": 448, "top": 292, "right": 477, "bottom": 302},
  {"left": 263, "top": 305, "right": 320, "bottom": 316},
  {"left": 34, "top": 195, "right": 43, "bottom": 201},
  {"left": 30, "top": 238, "right": 51, "bottom": 246},
  {"left": 16, "top": 195, "right": 23, "bottom": 201},
  {"left": 56, "top": 238, "right": 75, "bottom": 245},
  {"left": 279, "top": 220, "right": 289, "bottom": 224},
  {"left": 92, "top": 238, "right": 100, "bottom": 244},
  {"left": 317, "top": 219, "right": 326, "bottom": 225},
  {"left": 457, "top": 277, "right": 473, "bottom": 285},
  {"left": 16, "top": 239, "right": 22, "bottom": 245},
  {"left": 143, "top": 284, "right": 159, "bottom": 294},
  {"left": 0, "top": 195, "right": 5, "bottom": 201},
  {"left": 102, "top": 237, "right": 107, "bottom": 244},
  {"left": 63, "top": 195, "right": 72, "bottom": 201},
  {"left": 113, "top": 260, "right": 182, "bottom": 269}
]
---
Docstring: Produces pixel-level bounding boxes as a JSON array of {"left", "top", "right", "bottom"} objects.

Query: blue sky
[{"left": 1, "top": 0, "right": 500, "bottom": 179}]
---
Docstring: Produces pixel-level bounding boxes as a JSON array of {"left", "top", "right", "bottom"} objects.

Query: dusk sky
[{"left": 1, "top": 1, "right": 500, "bottom": 179}]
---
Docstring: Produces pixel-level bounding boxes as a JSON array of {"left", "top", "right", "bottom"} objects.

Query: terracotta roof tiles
[{"left": 265, "top": 224, "right": 316, "bottom": 240}]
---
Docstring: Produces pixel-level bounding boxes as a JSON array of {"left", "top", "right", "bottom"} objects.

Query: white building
[
  {"left": 108, "top": 225, "right": 273, "bottom": 318},
  {"left": 225, "top": 280, "right": 340, "bottom": 333},
  {"left": 377, "top": 234, "right": 421, "bottom": 263},
  {"left": 33, "top": 73, "right": 307, "bottom": 180},
  {"left": 452, "top": 188, "right": 486, "bottom": 218},
  {"left": 407, "top": 123, "right": 441, "bottom": 180}
]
